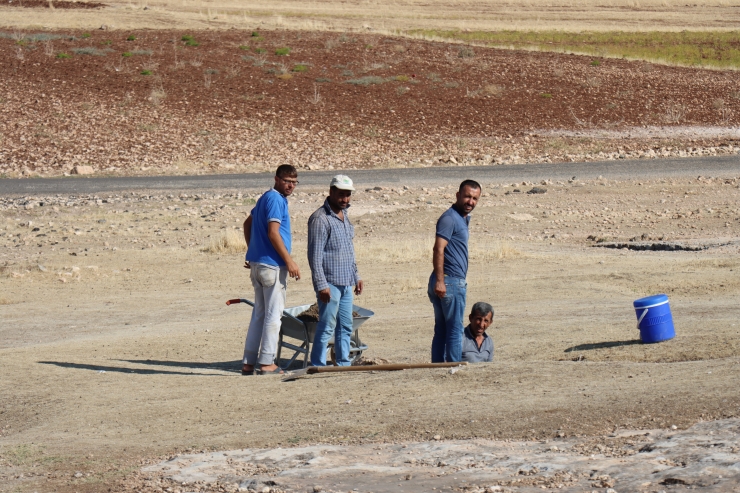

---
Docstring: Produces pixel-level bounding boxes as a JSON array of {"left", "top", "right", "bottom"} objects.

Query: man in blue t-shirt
[
  {"left": 241, "top": 164, "right": 301, "bottom": 375},
  {"left": 428, "top": 179, "right": 482, "bottom": 363}
]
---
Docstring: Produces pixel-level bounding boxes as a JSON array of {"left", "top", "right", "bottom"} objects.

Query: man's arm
[
  {"left": 266, "top": 221, "right": 300, "bottom": 279},
  {"left": 243, "top": 215, "right": 253, "bottom": 269},
  {"left": 432, "top": 236, "right": 448, "bottom": 298},
  {"left": 307, "top": 216, "right": 330, "bottom": 301},
  {"left": 243, "top": 215, "right": 253, "bottom": 245}
]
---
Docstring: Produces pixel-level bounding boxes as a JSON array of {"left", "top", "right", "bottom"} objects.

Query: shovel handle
[{"left": 307, "top": 362, "right": 467, "bottom": 374}]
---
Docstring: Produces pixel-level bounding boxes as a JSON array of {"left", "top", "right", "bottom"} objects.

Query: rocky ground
[
  {"left": 2, "top": 28, "right": 740, "bottom": 178},
  {"left": 1, "top": 174, "right": 739, "bottom": 492},
  {"left": 140, "top": 418, "right": 740, "bottom": 493}
]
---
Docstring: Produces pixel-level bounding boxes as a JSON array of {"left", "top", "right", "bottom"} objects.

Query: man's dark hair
[
  {"left": 459, "top": 179, "right": 481, "bottom": 193},
  {"left": 470, "top": 301, "right": 494, "bottom": 318},
  {"left": 276, "top": 164, "right": 297, "bottom": 178}
]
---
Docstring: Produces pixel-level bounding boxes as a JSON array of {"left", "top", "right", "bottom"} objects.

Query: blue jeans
[
  {"left": 310, "top": 284, "right": 354, "bottom": 366},
  {"left": 428, "top": 274, "right": 467, "bottom": 363}
]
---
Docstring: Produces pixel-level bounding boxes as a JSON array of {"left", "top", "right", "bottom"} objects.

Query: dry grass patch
[
  {"left": 471, "top": 241, "right": 521, "bottom": 261},
  {"left": 410, "top": 30, "right": 740, "bottom": 69},
  {"left": 202, "top": 229, "right": 246, "bottom": 254},
  {"left": 355, "top": 238, "right": 520, "bottom": 263}
]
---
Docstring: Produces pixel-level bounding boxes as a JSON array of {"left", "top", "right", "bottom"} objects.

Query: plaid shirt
[{"left": 307, "top": 199, "right": 361, "bottom": 292}]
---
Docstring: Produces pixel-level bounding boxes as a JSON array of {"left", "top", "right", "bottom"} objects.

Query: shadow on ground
[
  {"left": 38, "top": 360, "right": 229, "bottom": 376},
  {"left": 565, "top": 340, "right": 642, "bottom": 352}
]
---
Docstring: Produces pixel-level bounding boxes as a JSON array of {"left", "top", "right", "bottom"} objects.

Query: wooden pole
[{"left": 282, "top": 362, "right": 467, "bottom": 381}]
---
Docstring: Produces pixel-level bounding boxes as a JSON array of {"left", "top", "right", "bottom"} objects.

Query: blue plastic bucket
[{"left": 633, "top": 294, "right": 675, "bottom": 343}]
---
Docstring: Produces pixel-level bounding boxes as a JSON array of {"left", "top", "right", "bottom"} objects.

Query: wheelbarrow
[{"left": 226, "top": 298, "right": 373, "bottom": 369}]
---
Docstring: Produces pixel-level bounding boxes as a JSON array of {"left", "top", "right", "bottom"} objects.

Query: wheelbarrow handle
[
  {"left": 226, "top": 298, "right": 255, "bottom": 307},
  {"left": 225, "top": 298, "right": 305, "bottom": 326}
]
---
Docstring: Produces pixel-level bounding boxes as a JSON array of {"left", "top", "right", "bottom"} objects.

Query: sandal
[
  {"left": 241, "top": 365, "right": 255, "bottom": 376},
  {"left": 257, "top": 366, "right": 284, "bottom": 375}
]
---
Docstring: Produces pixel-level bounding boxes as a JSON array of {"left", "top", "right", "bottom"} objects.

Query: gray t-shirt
[{"left": 461, "top": 325, "right": 493, "bottom": 363}]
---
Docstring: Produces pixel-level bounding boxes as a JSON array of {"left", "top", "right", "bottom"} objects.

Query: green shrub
[
  {"left": 239, "top": 45, "right": 250, "bottom": 50},
  {"left": 141, "top": 70, "right": 152, "bottom": 75},
  {"left": 127, "top": 35, "right": 136, "bottom": 41},
  {"left": 590, "top": 59, "right": 601, "bottom": 66},
  {"left": 254, "top": 47, "right": 266, "bottom": 54},
  {"left": 346, "top": 76, "right": 386, "bottom": 86},
  {"left": 181, "top": 35, "right": 199, "bottom": 47},
  {"left": 251, "top": 31, "right": 260, "bottom": 37},
  {"left": 395, "top": 75, "right": 410, "bottom": 82},
  {"left": 56, "top": 52, "right": 71, "bottom": 59},
  {"left": 101, "top": 40, "right": 112, "bottom": 45},
  {"left": 81, "top": 33, "right": 91, "bottom": 39},
  {"left": 292, "top": 64, "right": 309, "bottom": 72},
  {"left": 122, "top": 51, "right": 132, "bottom": 57},
  {"left": 540, "top": 93, "right": 553, "bottom": 98},
  {"left": 275, "top": 47, "right": 291, "bottom": 56}
]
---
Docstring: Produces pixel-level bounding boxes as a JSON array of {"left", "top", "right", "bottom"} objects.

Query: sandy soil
[
  {"left": 3, "top": 29, "right": 740, "bottom": 178},
  {"left": 3, "top": 0, "right": 740, "bottom": 32},
  {"left": 1, "top": 173, "right": 739, "bottom": 492}
]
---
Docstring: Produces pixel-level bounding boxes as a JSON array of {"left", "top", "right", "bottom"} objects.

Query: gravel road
[{"left": 1, "top": 156, "right": 739, "bottom": 196}]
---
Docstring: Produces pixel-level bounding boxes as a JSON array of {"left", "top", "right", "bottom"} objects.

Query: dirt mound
[
  {"left": 352, "top": 356, "right": 391, "bottom": 366},
  {"left": 297, "top": 303, "right": 361, "bottom": 323}
]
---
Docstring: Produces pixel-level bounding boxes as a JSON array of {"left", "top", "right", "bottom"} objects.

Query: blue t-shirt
[
  {"left": 435, "top": 205, "right": 470, "bottom": 279},
  {"left": 245, "top": 188, "right": 291, "bottom": 267}
]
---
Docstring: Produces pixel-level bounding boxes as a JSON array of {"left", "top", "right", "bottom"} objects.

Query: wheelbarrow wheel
[{"left": 329, "top": 345, "right": 362, "bottom": 366}]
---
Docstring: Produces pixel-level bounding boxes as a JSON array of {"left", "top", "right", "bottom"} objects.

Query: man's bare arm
[
  {"left": 432, "top": 236, "right": 448, "bottom": 298},
  {"left": 243, "top": 215, "right": 252, "bottom": 246},
  {"left": 267, "top": 221, "right": 301, "bottom": 280},
  {"left": 243, "top": 215, "right": 253, "bottom": 269}
]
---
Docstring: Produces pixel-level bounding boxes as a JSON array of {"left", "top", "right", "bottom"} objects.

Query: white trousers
[{"left": 243, "top": 263, "right": 288, "bottom": 366}]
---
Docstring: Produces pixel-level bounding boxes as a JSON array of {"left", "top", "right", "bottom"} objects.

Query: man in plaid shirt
[{"left": 307, "top": 175, "right": 364, "bottom": 366}]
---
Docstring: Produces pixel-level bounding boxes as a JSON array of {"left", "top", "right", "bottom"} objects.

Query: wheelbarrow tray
[
  {"left": 226, "top": 298, "right": 373, "bottom": 369},
  {"left": 277, "top": 303, "right": 373, "bottom": 369},
  {"left": 280, "top": 303, "right": 374, "bottom": 343}
]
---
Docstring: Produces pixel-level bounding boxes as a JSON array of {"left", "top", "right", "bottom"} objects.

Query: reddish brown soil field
[{"left": 1, "top": 29, "right": 740, "bottom": 176}]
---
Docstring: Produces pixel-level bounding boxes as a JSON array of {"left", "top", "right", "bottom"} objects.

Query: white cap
[{"left": 330, "top": 174, "right": 355, "bottom": 191}]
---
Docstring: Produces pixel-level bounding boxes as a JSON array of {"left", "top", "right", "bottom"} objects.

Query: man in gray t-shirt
[{"left": 461, "top": 302, "right": 494, "bottom": 363}]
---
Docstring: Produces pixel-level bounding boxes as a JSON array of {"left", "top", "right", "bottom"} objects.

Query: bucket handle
[{"left": 636, "top": 308, "right": 649, "bottom": 331}]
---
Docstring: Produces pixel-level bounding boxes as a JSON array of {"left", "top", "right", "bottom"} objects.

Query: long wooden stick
[
  {"left": 282, "top": 362, "right": 467, "bottom": 381},
  {"left": 310, "top": 362, "right": 465, "bottom": 373}
]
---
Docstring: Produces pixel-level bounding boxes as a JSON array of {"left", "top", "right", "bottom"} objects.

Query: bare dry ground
[
  {"left": 2, "top": 4, "right": 740, "bottom": 492},
  {"left": 3, "top": 0, "right": 740, "bottom": 32},
  {"left": 1, "top": 174, "right": 739, "bottom": 492}
]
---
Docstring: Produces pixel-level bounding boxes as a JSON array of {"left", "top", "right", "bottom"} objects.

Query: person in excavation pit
[{"left": 461, "top": 302, "right": 494, "bottom": 363}]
